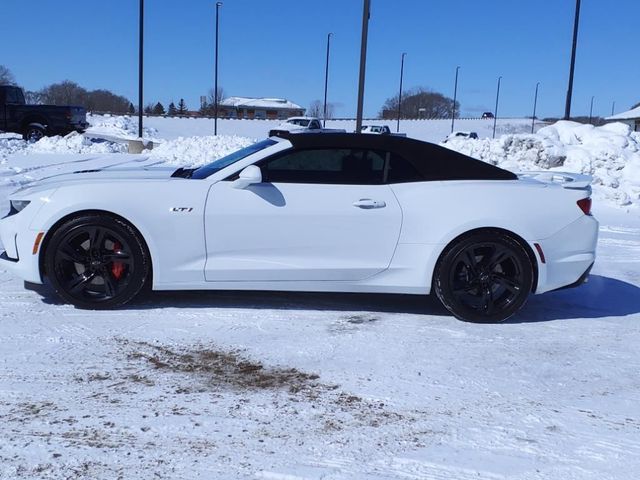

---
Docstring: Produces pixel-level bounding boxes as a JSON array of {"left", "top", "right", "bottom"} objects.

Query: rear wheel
[
  {"left": 44, "top": 214, "right": 150, "bottom": 309},
  {"left": 434, "top": 231, "right": 533, "bottom": 323},
  {"left": 23, "top": 124, "right": 46, "bottom": 142}
]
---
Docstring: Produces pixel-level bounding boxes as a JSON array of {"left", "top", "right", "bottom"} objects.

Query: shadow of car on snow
[{"left": 28, "top": 274, "right": 640, "bottom": 324}]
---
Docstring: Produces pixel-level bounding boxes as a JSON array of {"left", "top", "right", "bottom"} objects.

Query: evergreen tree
[
  {"left": 152, "top": 102, "right": 166, "bottom": 115},
  {"left": 143, "top": 103, "right": 154, "bottom": 115},
  {"left": 177, "top": 98, "right": 188, "bottom": 116},
  {"left": 167, "top": 102, "right": 177, "bottom": 116},
  {"left": 128, "top": 102, "right": 135, "bottom": 114}
]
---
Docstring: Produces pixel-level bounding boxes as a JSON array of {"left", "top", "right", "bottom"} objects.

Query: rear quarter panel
[
  {"left": 390, "top": 179, "right": 587, "bottom": 293},
  {"left": 391, "top": 180, "right": 584, "bottom": 245}
]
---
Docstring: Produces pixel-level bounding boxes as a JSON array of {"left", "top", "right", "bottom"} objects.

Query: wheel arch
[
  {"left": 21, "top": 116, "right": 49, "bottom": 131},
  {"left": 431, "top": 226, "right": 539, "bottom": 294},
  {"left": 38, "top": 209, "right": 153, "bottom": 282}
]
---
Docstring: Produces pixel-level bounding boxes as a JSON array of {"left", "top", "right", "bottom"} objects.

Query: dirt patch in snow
[
  {"left": 117, "top": 339, "right": 405, "bottom": 426},
  {"left": 123, "top": 340, "right": 325, "bottom": 394}
]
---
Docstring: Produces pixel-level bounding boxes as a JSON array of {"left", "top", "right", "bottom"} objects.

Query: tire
[
  {"left": 23, "top": 124, "right": 46, "bottom": 142},
  {"left": 44, "top": 214, "right": 150, "bottom": 309},
  {"left": 434, "top": 231, "right": 533, "bottom": 323}
]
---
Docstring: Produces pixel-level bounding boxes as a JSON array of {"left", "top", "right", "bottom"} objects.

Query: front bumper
[
  {"left": 0, "top": 214, "right": 45, "bottom": 284},
  {"left": 534, "top": 214, "right": 599, "bottom": 294}
]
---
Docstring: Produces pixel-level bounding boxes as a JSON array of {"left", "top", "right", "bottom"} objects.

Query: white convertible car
[{"left": 0, "top": 133, "right": 598, "bottom": 322}]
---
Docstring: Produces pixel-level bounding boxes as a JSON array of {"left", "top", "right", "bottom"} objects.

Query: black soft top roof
[{"left": 285, "top": 133, "right": 516, "bottom": 181}]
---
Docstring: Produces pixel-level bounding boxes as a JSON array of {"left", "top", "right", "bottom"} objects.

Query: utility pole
[
  {"left": 531, "top": 82, "right": 540, "bottom": 134},
  {"left": 492, "top": 76, "right": 502, "bottom": 139},
  {"left": 611, "top": 101, "right": 615, "bottom": 116},
  {"left": 323, "top": 33, "right": 333, "bottom": 127},
  {"left": 355, "top": 0, "right": 370, "bottom": 133},
  {"left": 564, "top": 0, "right": 581, "bottom": 120},
  {"left": 397, "top": 53, "right": 406, "bottom": 133},
  {"left": 138, "top": 0, "right": 144, "bottom": 138},
  {"left": 214, "top": 2, "right": 222, "bottom": 135},
  {"left": 451, "top": 66, "right": 460, "bottom": 133},
  {"left": 589, "top": 96, "right": 595, "bottom": 124}
]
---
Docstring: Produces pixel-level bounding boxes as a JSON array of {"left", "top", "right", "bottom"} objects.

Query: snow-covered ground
[{"left": 1, "top": 116, "right": 640, "bottom": 479}]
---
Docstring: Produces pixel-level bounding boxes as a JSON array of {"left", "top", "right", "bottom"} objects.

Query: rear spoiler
[{"left": 518, "top": 171, "right": 592, "bottom": 190}]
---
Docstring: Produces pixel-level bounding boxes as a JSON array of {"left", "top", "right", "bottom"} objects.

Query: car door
[{"left": 204, "top": 148, "right": 402, "bottom": 282}]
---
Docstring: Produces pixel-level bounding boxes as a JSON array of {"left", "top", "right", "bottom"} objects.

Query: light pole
[
  {"left": 492, "top": 76, "right": 502, "bottom": 139},
  {"left": 564, "top": 0, "right": 581, "bottom": 119},
  {"left": 451, "top": 66, "right": 460, "bottom": 133},
  {"left": 397, "top": 52, "right": 406, "bottom": 133},
  {"left": 214, "top": 2, "right": 222, "bottom": 135},
  {"left": 138, "top": 0, "right": 144, "bottom": 138},
  {"left": 323, "top": 32, "right": 333, "bottom": 128},
  {"left": 611, "top": 101, "right": 615, "bottom": 116},
  {"left": 355, "top": 0, "right": 370, "bottom": 133},
  {"left": 589, "top": 95, "right": 595, "bottom": 124},
  {"left": 531, "top": 82, "right": 540, "bottom": 134}
]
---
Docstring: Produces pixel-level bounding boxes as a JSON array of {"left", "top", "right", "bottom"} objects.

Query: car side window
[
  {"left": 384, "top": 151, "right": 425, "bottom": 184},
  {"left": 5, "top": 88, "right": 21, "bottom": 104},
  {"left": 261, "top": 149, "right": 385, "bottom": 185},
  {"left": 309, "top": 120, "right": 321, "bottom": 130}
]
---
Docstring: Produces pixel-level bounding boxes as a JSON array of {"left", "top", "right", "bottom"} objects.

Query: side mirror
[{"left": 231, "top": 165, "right": 262, "bottom": 189}]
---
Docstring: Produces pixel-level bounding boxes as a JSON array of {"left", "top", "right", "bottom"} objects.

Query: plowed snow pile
[
  {"left": 147, "top": 135, "right": 255, "bottom": 165},
  {"left": 442, "top": 121, "right": 640, "bottom": 206}
]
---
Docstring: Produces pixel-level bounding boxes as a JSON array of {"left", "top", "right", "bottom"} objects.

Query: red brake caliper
[{"left": 111, "top": 241, "right": 125, "bottom": 280}]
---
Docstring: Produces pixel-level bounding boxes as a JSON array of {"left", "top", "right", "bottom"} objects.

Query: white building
[
  {"left": 606, "top": 105, "right": 640, "bottom": 131},
  {"left": 218, "top": 97, "right": 304, "bottom": 120}
]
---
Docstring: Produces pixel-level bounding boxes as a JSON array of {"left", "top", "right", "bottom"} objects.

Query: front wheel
[
  {"left": 434, "top": 231, "right": 533, "bottom": 323},
  {"left": 44, "top": 214, "right": 150, "bottom": 309}
]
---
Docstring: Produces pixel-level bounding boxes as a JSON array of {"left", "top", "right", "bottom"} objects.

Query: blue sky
[{"left": 3, "top": 0, "right": 638, "bottom": 118}]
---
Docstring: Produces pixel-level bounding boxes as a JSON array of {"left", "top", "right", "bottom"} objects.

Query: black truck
[{"left": 0, "top": 85, "right": 89, "bottom": 141}]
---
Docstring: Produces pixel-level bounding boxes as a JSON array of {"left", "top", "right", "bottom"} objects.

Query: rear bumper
[{"left": 534, "top": 214, "right": 599, "bottom": 294}]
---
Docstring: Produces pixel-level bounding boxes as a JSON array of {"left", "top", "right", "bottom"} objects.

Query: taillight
[{"left": 577, "top": 197, "right": 592, "bottom": 215}]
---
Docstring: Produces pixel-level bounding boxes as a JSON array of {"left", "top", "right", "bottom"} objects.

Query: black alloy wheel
[
  {"left": 44, "top": 214, "right": 150, "bottom": 309},
  {"left": 434, "top": 232, "right": 533, "bottom": 323}
]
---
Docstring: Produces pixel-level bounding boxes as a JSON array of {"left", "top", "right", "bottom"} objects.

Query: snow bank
[
  {"left": 0, "top": 133, "right": 126, "bottom": 164},
  {"left": 147, "top": 135, "right": 255, "bottom": 166},
  {"left": 443, "top": 121, "right": 640, "bottom": 206},
  {"left": 86, "top": 113, "right": 158, "bottom": 139}
]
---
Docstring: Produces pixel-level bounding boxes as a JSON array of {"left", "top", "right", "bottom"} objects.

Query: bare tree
[
  {"left": 37, "top": 80, "right": 132, "bottom": 113},
  {"left": 200, "top": 87, "right": 225, "bottom": 116},
  {"left": 38, "top": 80, "right": 88, "bottom": 105},
  {"left": 308, "top": 99, "right": 336, "bottom": 119},
  {"left": 308, "top": 100, "right": 322, "bottom": 117},
  {"left": 0, "top": 65, "right": 16, "bottom": 85},
  {"left": 208, "top": 86, "right": 225, "bottom": 105},
  {"left": 379, "top": 87, "right": 459, "bottom": 119},
  {"left": 24, "top": 90, "right": 43, "bottom": 104}
]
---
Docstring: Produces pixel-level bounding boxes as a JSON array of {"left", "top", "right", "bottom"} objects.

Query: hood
[{"left": 10, "top": 159, "right": 178, "bottom": 198}]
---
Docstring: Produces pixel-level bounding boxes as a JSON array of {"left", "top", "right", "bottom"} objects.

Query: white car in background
[
  {"left": 268, "top": 117, "right": 344, "bottom": 137},
  {"left": 0, "top": 133, "right": 598, "bottom": 322},
  {"left": 443, "top": 131, "right": 479, "bottom": 143},
  {"left": 361, "top": 125, "right": 392, "bottom": 135}
]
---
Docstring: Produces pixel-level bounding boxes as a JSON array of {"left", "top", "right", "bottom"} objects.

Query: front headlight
[{"left": 6, "top": 200, "right": 31, "bottom": 217}]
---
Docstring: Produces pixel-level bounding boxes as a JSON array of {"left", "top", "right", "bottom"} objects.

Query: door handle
[{"left": 353, "top": 198, "right": 386, "bottom": 209}]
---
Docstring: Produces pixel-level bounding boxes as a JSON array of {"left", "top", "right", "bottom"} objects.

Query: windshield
[
  {"left": 287, "top": 119, "right": 310, "bottom": 127},
  {"left": 190, "top": 139, "right": 277, "bottom": 179}
]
